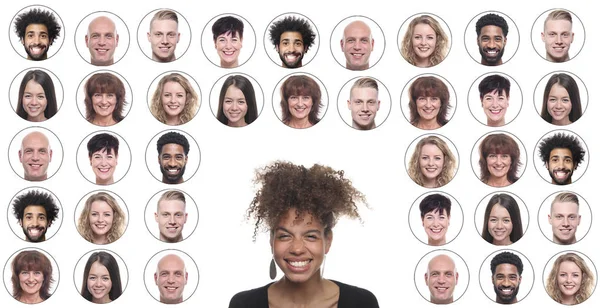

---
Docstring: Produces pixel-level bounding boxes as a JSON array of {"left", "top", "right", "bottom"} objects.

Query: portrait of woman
[
  {"left": 228, "top": 161, "right": 379, "bottom": 307},
  {"left": 150, "top": 73, "right": 199, "bottom": 126},
  {"left": 477, "top": 133, "right": 522, "bottom": 187},
  {"left": 10, "top": 250, "right": 55, "bottom": 304},
  {"left": 16, "top": 70, "right": 58, "bottom": 122},
  {"left": 87, "top": 133, "right": 119, "bottom": 185},
  {"left": 80, "top": 251, "right": 123, "bottom": 304},
  {"left": 540, "top": 73, "right": 582, "bottom": 126},
  {"left": 546, "top": 252, "right": 595, "bottom": 305},
  {"left": 408, "top": 76, "right": 451, "bottom": 130},
  {"left": 400, "top": 15, "right": 449, "bottom": 67},
  {"left": 77, "top": 192, "right": 126, "bottom": 244},
  {"left": 408, "top": 136, "right": 457, "bottom": 188},
  {"left": 481, "top": 193, "right": 523, "bottom": 246},
  {"left": 217, "top": 75, "right": 258, "bottom": 127},
  {"left": 279, "top": 75, "right": 323, "bottom": 129},
  {"left": 83, "top": 72, "right": 127, "bottom": 126},
  {"left": 212, "top": 16, "right": 244, "bottom": 68}
]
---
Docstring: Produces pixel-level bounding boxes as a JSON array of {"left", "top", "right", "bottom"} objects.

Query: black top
[{"left": 229, "top": 280, "right": 379, "bottom": 308}]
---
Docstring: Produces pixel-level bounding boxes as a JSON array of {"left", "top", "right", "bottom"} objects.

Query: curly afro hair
[
  {"left": 12, "top": 190, "right": 59, "bottom": 225},
  {"left": 268, "top": 16, "right": 316, "bottom": 50},
  {"left": 538, "top": 132, "right": 585, "bottom": 167},
  {"left": 14, "top": 8, "right": 61, "bottom": 44},
  {"left": 476, "top": 13, "right": 508, "bottom": 37},
  {"left": 490, "top": 251, "right": 523, "bottom": 275},
  {"left": 156, "top": 132, "right": 190, "bottom": 155}
]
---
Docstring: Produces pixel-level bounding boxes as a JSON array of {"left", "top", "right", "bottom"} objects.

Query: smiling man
[
  {"left": 12, "top": 190, "right": 60, "bottom": 242},
  {"left": 425, "top": 254, "right": 458, "bottom": 304},
  {"left": 341, "top": 20, "right": 374, "bottom": 71},
  {"left": 268, "top": 16, "right": 316, "bottom": 68},
  {"left": 542, "top": 10, "right": 574, "bottom": 63},
  {"left": 155, "top": 254, "right": 188, "bottom": 304},
  {"left": 86, "top": 16, "right": 119, "bottom": 66},
  {"left": 538, "top": 132, "right": 585, "bottom": 185},
  {"left": 13, "top": 8, "right": 61, "bottom": 60},
  {"left": 478, "top": 75, "right": 511, "bottom": 127},
  {"left": 155, "top": 190, "right": 188, "bottom": 243},
  {"left": 490, "top": 251, "right": 523, "bottom": 304},
  {"left": 347, "top": 77, "right": 380, "bottom": 130},
  {"left": 147, "top": 10, "right": 180, "bottom": 62},
  {"left": 548, "top": 192, "right": 581, "bottom": 244},
  {"left": 19, "top": 131, "right": 53, "bottom": 181},
  {"left": 475, "top": 13, "right": 508, "bottom": 66},
  {"left": 156, "top": 132, "right": 189, "bottom": 184}
]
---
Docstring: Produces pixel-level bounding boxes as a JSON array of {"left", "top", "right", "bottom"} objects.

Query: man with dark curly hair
[
  {"left": 156, "top": 132, "right": 189, "bottom": 184},
  {"left": 490, "top": 251, "right": 523, "bottom": 304},
  {"left": 13, "top": 8, "right": 61, "bottom": 60},
  {"left": 475, "top": 13, "right": 508, "bottom": 66},
  {"left": 538, "top": 132, "right": 585, "bottom": 185},
  {"left": 268, "top": 16, "right": 316, "bottom": 68},
  {"left": 12, "top": 190, "right": 60, "bottom": 242}
]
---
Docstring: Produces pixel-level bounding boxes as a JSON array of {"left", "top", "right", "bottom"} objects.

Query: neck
[
  {"left": 428, "top": 237, "right": 446, "bottom": 246},
  {"left": 414, "top": 57, "right": 430, "bottom": 68},
  {"left": 161, "top": 296, "right": 183, "bottom": 304},
  {"left": 283, "top": 62, "right": 301, "bottom": 68},
  {"left": 28, "top": 114, "right": 47, "bottom": 122},
  {"left": 422, "top": 178, "right": 438, "bottom": 188},
  {"left": 562, "top": 295, "right": 576, "bottom": 305},
  {"left": 347, "top": 63, "right": 369, "bottom": 71},
  {"left": 487, "top": 118, "right": 505, "bottom": 127},
  {"left": 221, "top": 60, "right": 238, "bottom": 68},
  {"left": 483, "top": 59, "right": 502, "bottom": 65},
  {"left": 486, "top": 176, "right": 510, "bottom": 187},
  {"left": 92, "top": 296, "right": 111, "bottom": 304},
  {"left": 25, "top": 174, "right": 47, "bottom": 181},
  {"left": 92, "top": 59, "right": 114, "bottom": 66},
  {"left": 154, "top": 54, "right": 175, "bottom": 62},
  {"left": 352, "top": 121, "right": 375, "bottom": 130},
  {"left": 417, "top": 119, "right": 440, "bottom": 130},
  {"left": 547, "top": 53, "right": 569, "bottom": 63},
  {"left": 165, "top": 115, "right": 181, "bottom": 126},
  {"left": 276, "top": 274, "right": 327, "bottom": 304},
  {"left": 554, "top": 236, "right": 576, "bottom": 245},
  {"left": 161, "top": 233, "right": 183, "bottom": 242},
  {"left": 497, "top": 296, "right": 517, "bottom": 304},
  {"left": 163, "top": 176, "right": 184, "bottom": 184},
  {"left": 552, "top": 118, "right": 571, "bottom": 126},
  {"left": 492, "top": 238, "right": 512, "bottom": 245},
  {"left": 287, "top": 118, "right": 312, "bottom": 129},
  {"left": 432, "top": 296, "right": 453, "bottom": 304},
  {"left": 228, "top": 119, "right": 247, "bottom": 127},
  {"left": 93, "top": 115, "right": 116, "bottom": 126},
  {"left": 19, "top": 293, "right": 43, "bottom": 304},
  {"left": 96, "top": 177, "right": 114, "bottom": 185},
  {"left": 92, "top": 233, "right": 108, "bottom": 244}
]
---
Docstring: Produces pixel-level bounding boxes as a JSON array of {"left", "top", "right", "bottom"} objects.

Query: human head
[
  {"left": 419, "top": 194, "right": 451, "bottom": 246},
  {"left": 490, "top": 251, "right": 523, "bottom": 304},
  {"left": 425, "top": 254, "right": 458, "bottom": 304},
  {"left": 12, "top": 190, "right": 59, "bottom": 242},
  {"left": 546, "top": 253, "right": 594, "bottom": 304},
  {"left": 217, "top": 75, "right": 258, "bottom": 126},
  {"left": 154, "top": 254, "right": 188, "bottom": 304},
  {"left": 542, "top": 10, "right": 574, "bottom": 63},
  {"left": 156, "top": 132, "right": 190, "bottom": 184},
  {"left": 80, "top": 251, "right": 123, "bottom": 303},
  {"left": 268, "top": 16, "right": 316, "bottom": 68},
  {"left": 150, "top": 73, "right": 199, "bottom": 125},
  {"left": 19, "top": 131, "right": 53, "bottom": 181},
  {"left": 83, "top": 72, "right": 127, "bottom": 124},
  {"left": 13, "top": 8, "right": 61, "bottom": 60},
  {"left": 408, "top": 136, "right": 456, "bottom": 188},
  {"left": 475, "top": 13, "right": 508, "bottom": 66},
  {"left": 77, "top": 192, "right": 125, "bottom": 244},
  {"left": 147, "top": 10, "right": 180, "bottom": 62},
  {"left": 85, "top": 16, "right": 119, "bottom": 66},
  {"left": 280, "top": 75, "right": 322, "bottom": 126},
  {"left": 11, "top": 250, "right": 54, "bottom": 302},
  {"left": 212, "top": 16, "right": 244, "bottom": 68},
  {"left": 541, "top": 73, "right": 582, "bottom": 125},
  {"left": 347, "top": 77, "right": 380, "bottom": 130},
  {"left": 340, "top": 20, "right": 374, "bottom": 71},
  {"left": 538, "top": 132, "right": 585, "bottom": 185},
  {"left": 401, "top": 15, "right": 449, "bottom": 67},
  {"left": 155, "top": 190, "right": 188, "bottom": 243},
  {"left": 548, "top": 192, "right": 581, "bottom": 244},
  {"left": 478, "top": 75, "right": 511, "bottom": 127},
  {"left": 481, "top": 194, "right": 523, "bottom": 245},
  {"left": 17, "top": 70, "right": 58, "bottom": 121},
  {"left": 408, "top": 76, "right": 450, "bottom": 128},
  {"left": 87, "top": 133, "right": 119, "bottom": 185},
  {"left": 478, "top": 134, "right": 521, "bottom": 185}
]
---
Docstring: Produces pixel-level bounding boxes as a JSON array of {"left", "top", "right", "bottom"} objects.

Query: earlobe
[
  {"left": 147, "top": 32, "right": 151, "bottom": 42},
  {"left": 325, "top": 231, "right": 333, "bottom": 254},
  {"left": 154, "top": 273, "right": 158, "bottom": 284},
  {"left": 347, "top": 100, "right": 351, "bottom": 110},
  {"left": 548, "top": 214, "right": 552, "bottom": 225},
  {"left": 85, "top": 35, "right": 89, "bottom": 47},
  {"left": 155, "top": 213, "right": 159, "bottom": 223},
  {"left": 340, "top": 39, "right": 344, "bottom": 51},
  {"left": 541, "top": 32, "right": 545, "bottom": 42}
]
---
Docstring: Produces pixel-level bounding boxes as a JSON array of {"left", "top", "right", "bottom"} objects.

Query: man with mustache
[
  {"left": 12, "top": 190, "right": 60, "bottom": 242},
  {"left": 475, "top": 13, "right": 508, "bottom": 66},
  {"left": 268, "top": 16, "right": 316, "bottom": 68},
  {"left": 157, "top": 132, "right": 189, "bottom": 184},
  {"left": 13, "top": 8, "right": 62, "bottom": 61},
  {"left": 538, "top": 132, "right": 585, "bottom": 185},
  {"left": 490, "top": 251, "right": 523, "bottom": 304}
]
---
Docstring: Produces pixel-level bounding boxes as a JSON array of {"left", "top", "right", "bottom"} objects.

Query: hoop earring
[{"left": 269, "top": 256, "right": 277, "bottom": 280}]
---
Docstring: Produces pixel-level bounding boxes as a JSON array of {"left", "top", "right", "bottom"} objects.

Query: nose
[
  {"left": 289, "top": 237, "right": 306, "bottom": 254},
  {"left": 168, "top": 215, "right": 176, "bottom": 224},
  {"left": 161, "top": 35, "right": 168, "bottom": 44},
  {"left": 360, "top": 101, "right": 368, "bottom": 111}
]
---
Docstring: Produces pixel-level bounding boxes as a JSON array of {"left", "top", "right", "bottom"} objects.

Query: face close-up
[
  {"left": 90, "top": 148, "right": 117, "bottom": 184},
  {"left": 419, "top": 144, "right": 444, "bottom": 183},
  {"left": 487, "top": 204, "right": 513, "bottom": 245},
  {"left": 422, "top": 209, "right": 449, "bottom": 245},
  {"left": 492, "top": 263, "right": 521, "bottom": 303},
  {"left": 162, "top": 82, "right": 187, "bottom": 119},
  {"left": 425, "top": 255, "right": 457, "bottom": 304},
  {"left": 86, "top": 17, "right": 119, "bottom": 66},
  {"left": 549, "top": 201, "right": 580, "bottom": 244},
  {"left": 543, "top": 20, "right": 573, "bottom": 62},
  {"left": 416, "top": 96, "right": 441, "bottom": 123},
  {"left": 155, "top": 199, "right": 187, "bottom": 242},
  {"left": 223, "top": 85, "right": 248, "bottom": 126},
  {"left": 92, "top": 92, "right": 117, "bottom": 120},
  {"left": 19, "top": 132, "right": 52, "bottom": 181},
  {"left": 557, "top": 261, "right": 582, "bottom": 298},
  {"left": 215, "top": 31, "right": 242, "bottom": 67},
  {"left": 159, "top": 144, "right": 187, "bottom": 184},
  {"left": 486, "top": 153, "right": 511, "bottom": 181},
  {"left": 482, "top": 90, "right": 509, "bottom": 126},
  {"left": 288, "top": 94, "right": 313, "bottom": 122},
  {"left": 22, "top": 24, "right": 50, "bottom": 60},
  {"left": 20, "top": 205, "right": 48, "bottom": 242},
  {"left": 148, "top": 19, "right": 179, "bottom": 62},
  {"left": 546, "top": 84, "right": 572, "bottom": 125},
  {"left": 348, "top": 86, "right": 379, "bottom": 130},
  {"left": 546, "top": 148, "right": 574, "bottom": 185},
  {"left": 22, "top": 80, "right": 48, "bottom": 121},
  {"left": 89, "top": 200, "right": 114, "bottom": 239},
  {"left": 277, "top": 31, "right": 305, "bottom": 68},
  {"left": 412, "top": 23, "right": 436, "bottom": 61},
  {"left": 478, "top": 25, "right": 506, "bottom": 65},
  {"left": 155, "top": 255, "right": 188, "bottom": 304},
  {"left": 19, "top": 270, "right": 44, "bottom": 297},
  {"left": 87, "top": 261, "right": 112, "bottom": 303},
  {"left": 341, "top": 21, "right": 373, "bottom": 70}
]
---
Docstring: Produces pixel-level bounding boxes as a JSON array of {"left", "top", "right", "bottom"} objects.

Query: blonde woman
[
  {"left": 408, "top": 136, "right": 457, "bottom": 188},
  {"left": 150, "top": 73, "right": 199, "bottom": 125},
  {"left": 77, "top": 192, "right": 126, "bottom": 244}
]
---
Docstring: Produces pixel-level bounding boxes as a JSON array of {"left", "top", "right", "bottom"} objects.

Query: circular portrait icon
[
  {"left": 533, "top": 71, "right": 588, "bottom": 126},
  {"left": 478, "top": 249, "right": 534, "bottom": 304},
  {"left": 3, "top": 247, "right": 59, "bottom": 304},
  {"left": 74, "top": 11, "right": 130, "bottom": 66},
  {"left": 9, "top": 126, "right": 63, "bottom": 182},
  {"left": 272, "top": 72, "right": 328, "bottom": 129},
  {"left": 209, "top": 72, "right": 264, "bottom": 128},
  {"left": 145, "top": 129, "right": 201, "bottom": 184},
  {"left": 398, "top": 13, "right": 452, "bottom": 68},
  {"left": 400, "top": 73, "right": 457, "bottom": 130},
  {"left": 8, "top": 187, "right": 62, "bottom": 243},
  {"left": 76, "top": 130, "right": 132, "bottom": 186},
  {"left": 337, "top": 76, "right": 391, "bottom": 131},
  {"left": 405, "top": 134, "right": 459, "bottom": 188},
  {"left": 474, "top": 192, "right": 529, "bottom": 246},
  {"left": 538, "top": 191, "right": 592, "bottom": 245},
  {"left": 543, "top": 250, "right": 597, "bottom": 305},
  {"left": 144, "top": 189, "right": 199, "bottom": 243},
  {"left": 467, "top": 72, "right": 523, "bottom": 127},
  {"left": 9, "top": 67, "right": 64, "bottom": 122},
  {"left": 136, "top": 8, "right": 191, "bottom": 63},
  {"left": 74, "top": 190, "right": 128, "bottom": 245},
  {"left": 147, "top": 71, "right": 201, "bottom": 126},
  {"left": 73, "top": 249, "right": 128, "bottom": 304},
  {"left": 10, "top": 5, "right": 65, "bottom": 61},
  {"left": 534, "top": 130, "right": 589, "bottom": 186},
  {"left": 76, "top": 70, "right": 133, "bottom": 127},
  {"left": 408, "top": 191, "right": 463, "bottom": 246},
  {"left": 143, "top": 249, "right": 199, "bottom": 304},
  {"left": 531, "top": 9, "right": 585, "bottom": 63},
  {"left": 330, "top": 15, "right": 385, "bottom": 71},
  {"left": 464, "top": 11, "right": 519, "bottom": 66},
  {"left": 201, "top": 13, "right": 256, "bottom": 68},
  {"left": 470, "top": 131, "right": 527, "bottom": 188},
  {"left": 414, "top": 249, "right": 469, "bottom": 304},
  {"left": 264, "top": 12, "right": 320, "bottom": 69}
]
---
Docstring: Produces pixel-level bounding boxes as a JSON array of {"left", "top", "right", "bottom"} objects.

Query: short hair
[
  {"left": 490, "top": 251, "right": 523, "bottom": 275},
  {"left": 13, "top": 8, "right": 61, "bottom": 44},
  {"left": 350, "top": 77, "right": 379, "bottom": 93},
  {"left": 80, "top": 251, "right": 123, "bottom": 302},
  {"left": 150, "top": 73, "right": 199, "bottom": 125},
  {"left": 87, "top": 133, "right": 119, "bottom": 159},
  {"left": 479, "top": 74, "right": 511, "bottom": 99},
  {"left": 551, "top": 192, "right": 579, "bottom": 210},
  {"left": 158, "top": 190, "right": 186, "bottom": 211},
  {"left": 545, "top": 10, "right": 573, "bottom": 28},
  {"left": 12, "top": 190, "right": 59, "bottom": 225},
  {"left": 217, "top": 75, "right": 259, "bottom": 125},
  {"left": 408, "top": 76, "right": 451, "bottom": 127},
  {"left": 156, "top": 132, "right": 190, "bottom": 155},
  {"left": 541, "top": 73, "right": 582, "bottom": 124},
  {"left": 400, "top": 15, "right": 449, "bottom": 66},
  {"left": 150, "top": 10, "right": 178, "bottom": 29},
  {"left": 546, "top": 253, "right": 594, "bottom": 304},
  {"left": 11, "top": 250, "right": 54, "bottom": 301},
  {"left": 17, "top": 70, "right": 58, "bottom": 120},
  {"left": 84, "top": 73, "right": 127, "bottom": 123},
  {"left": 280, "top": 75, "right": 322, "bottom": 125},
  {"left": 212, "top": 16, "right": 244, "bottom": 41},
  {"left": 77, "top": 192, "right": 126, "bottom": 244},
  {"left": 476, "top": 13, "right": 509, "bottom": 37},
  {"left": 478, "top": 134, "right": 521, "bottom": 184},
  {"left": 268, "top": 16, "right": 316, "bottom": 50},
  {"left": 419, "top": 194, "right": 451, "bottom": 219},
  {"left": 538, "top": 132, "right": 585, "bottom": 167},
  {"left": 481, "top": 193, "right": 523, "bottom": 244},
  {"left": 408, "top": 136, "right": 457, "bottom": 187}
]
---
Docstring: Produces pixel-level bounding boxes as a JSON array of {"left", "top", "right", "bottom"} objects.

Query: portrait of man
[
  {"left": 490, "top": 251, "right": 523, "bottom": 304},
  {"left": 425, "top": 254, "right": 458, "bottom": 304},
  {"left": 347, "top": 77, "right": 380, "bottom": 130},
  {"left": 154, "top": 254, "right": 188, "bottom": 304},
  {"left": 19, "top": 131, "right": 53, "bottom": 181},
  {"left": 541, "top": 10, "right": 574, "bottom": 63},
  {"left": 268, "top": 16, "right": 316, "bottom": 68},
  {"left": 147, "top": 10, "right": 180, "bottom": 62},
  {"left": 475, "top": 13, "right": 508, "bottom": 66},
  {"left": 155, "top": 190, "right": 188, "bottom": 243},
  {"left": 156, "top": 132, "right": 189, "bottom": 184},
  {"left": 538, "top": 132, "right": 585, "bottom": 185},
  {"left": 12, "top": 190, "right": 60, "bottom": 242},
  {"left": 479, "top": 74, "right": 510, "bottom": 126},
  {"left": 13, "top": 7, "right": 61, "bottom": 60},
  {"left": 419, "top": 194, "right": 451, "bottom": 246},
  {"left": 85, "top": 16, "right": 119, "bottom": 66},
  {"left": 340, "top": 20, "right": 374, "bottom": 70},
  {"left": 548, "top": 192, "right": 581, "bottom": 244}
]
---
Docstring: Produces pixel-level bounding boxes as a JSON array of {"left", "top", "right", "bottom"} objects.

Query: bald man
[
  {"left": 85, "top": 16, "right": 119, "bottom": 66},
  {"left": 19, "top": 131, "right": 53, "bottom": 181},
  {"left": 425, "top": 254, "right": 458, "bottom": 304},
  {"left": 340, "top": 20, "right": 374, "bottom": 70},
  {"left": 155, "top": 254, "right": 188, "bottom": 304}
]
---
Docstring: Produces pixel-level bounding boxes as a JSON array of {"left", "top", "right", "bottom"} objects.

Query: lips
[
  {"left": 350, "top": 52, "right": 364, "bottom": 59},
  {"left": 166, "top": 226, "right": 179, "bottom": 233},
  {"left": 284, "top": 53, "right": 300, "bottom": 61},
  {"left": 553, "top": 169, "right": 572, "bottom": 181},
  {"left": 498, "top": 286, "right": 515, "bottom": 295},
  {"left": 285, "top": 259, "right": 312, "bottom": 273},
  {"left": 28, "top": 44, "right": 47, "bottom": 56}
]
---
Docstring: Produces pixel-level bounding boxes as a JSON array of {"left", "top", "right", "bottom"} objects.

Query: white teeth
[
  {"left": 289, "top": 260, "right": 309, "bottom": 267},
  {"left": 165, "top": 286, "right": 177, "bottom": 290},
  {"left": 487, "top": 50, "right": 498, "bottom": 55},
  {"left": 285, "top": 54, "right": 297, "bottom": 60}
]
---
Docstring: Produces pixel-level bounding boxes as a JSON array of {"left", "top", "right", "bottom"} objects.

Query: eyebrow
[{"left": 274, "top": 227, "right": 321, "bottom": 234}]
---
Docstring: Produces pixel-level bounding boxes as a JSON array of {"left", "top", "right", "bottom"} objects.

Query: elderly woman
[{"left": 546, "top": 253, "right": 594, "bottom": 305}]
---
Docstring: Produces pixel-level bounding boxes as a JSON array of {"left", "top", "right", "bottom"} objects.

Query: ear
[
  {"left": 147, "top": 32, "right": 151, "bottom": 42},
  {"left": 325, "top": 230, "right": 333, "bottom": 254},
  {"left": 424, "top": 273, "right": 428, "bottom": 285},
  {"left": 541, "top": 32, "right": 546, "bottom": 43},
  {"left": 548, "top": 214, "right": 552, "bottom": 225},
  {"left": 155, "top": 212, "right": 159, "bottom": 223},
  {"left": 347, "top": 99, "right": 351, "bottom": 110},
  {"left": 176, "top": 33, "right": 181, "bottom": 43},
  {"left": 184, "top": 271, "right": 188, "bottom": 283},
  {"left": 184, "top": 213, "right": 188, "bottom": 223},
  {"left": 184, "top": 155, "right": 188, "bottom": 165},
  {"left": 18, "top": 219, "right": 23, "bottom": 227},
  {"left": 577, "top": 215, "right": 581, "bottom": 226},
  {"left": 18, "top": 150, "right": 23, "bottom": 163},
  {"left": 340, "top": 39, "right": 344, "bottom": 51},
  {"left": 371, "top": 38, "right": 375, "bottom": 50},
  {"left": 456, "top": 272, "right": 459, "bottom": 284},
  {"left": 376, "top": 100, "right": 381, "bottom": 111},
  {"left": 275, "top": 45, "right": 279, "bottom": 53},
  {"left": 49, "top": 149, "right": 53, "bottom": 162},
  {"left": 85, "top": 35, "right": 89, "bottom": 47},
  {"left": 154, "top": 272, "right": 158, "bottom": 285}
]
